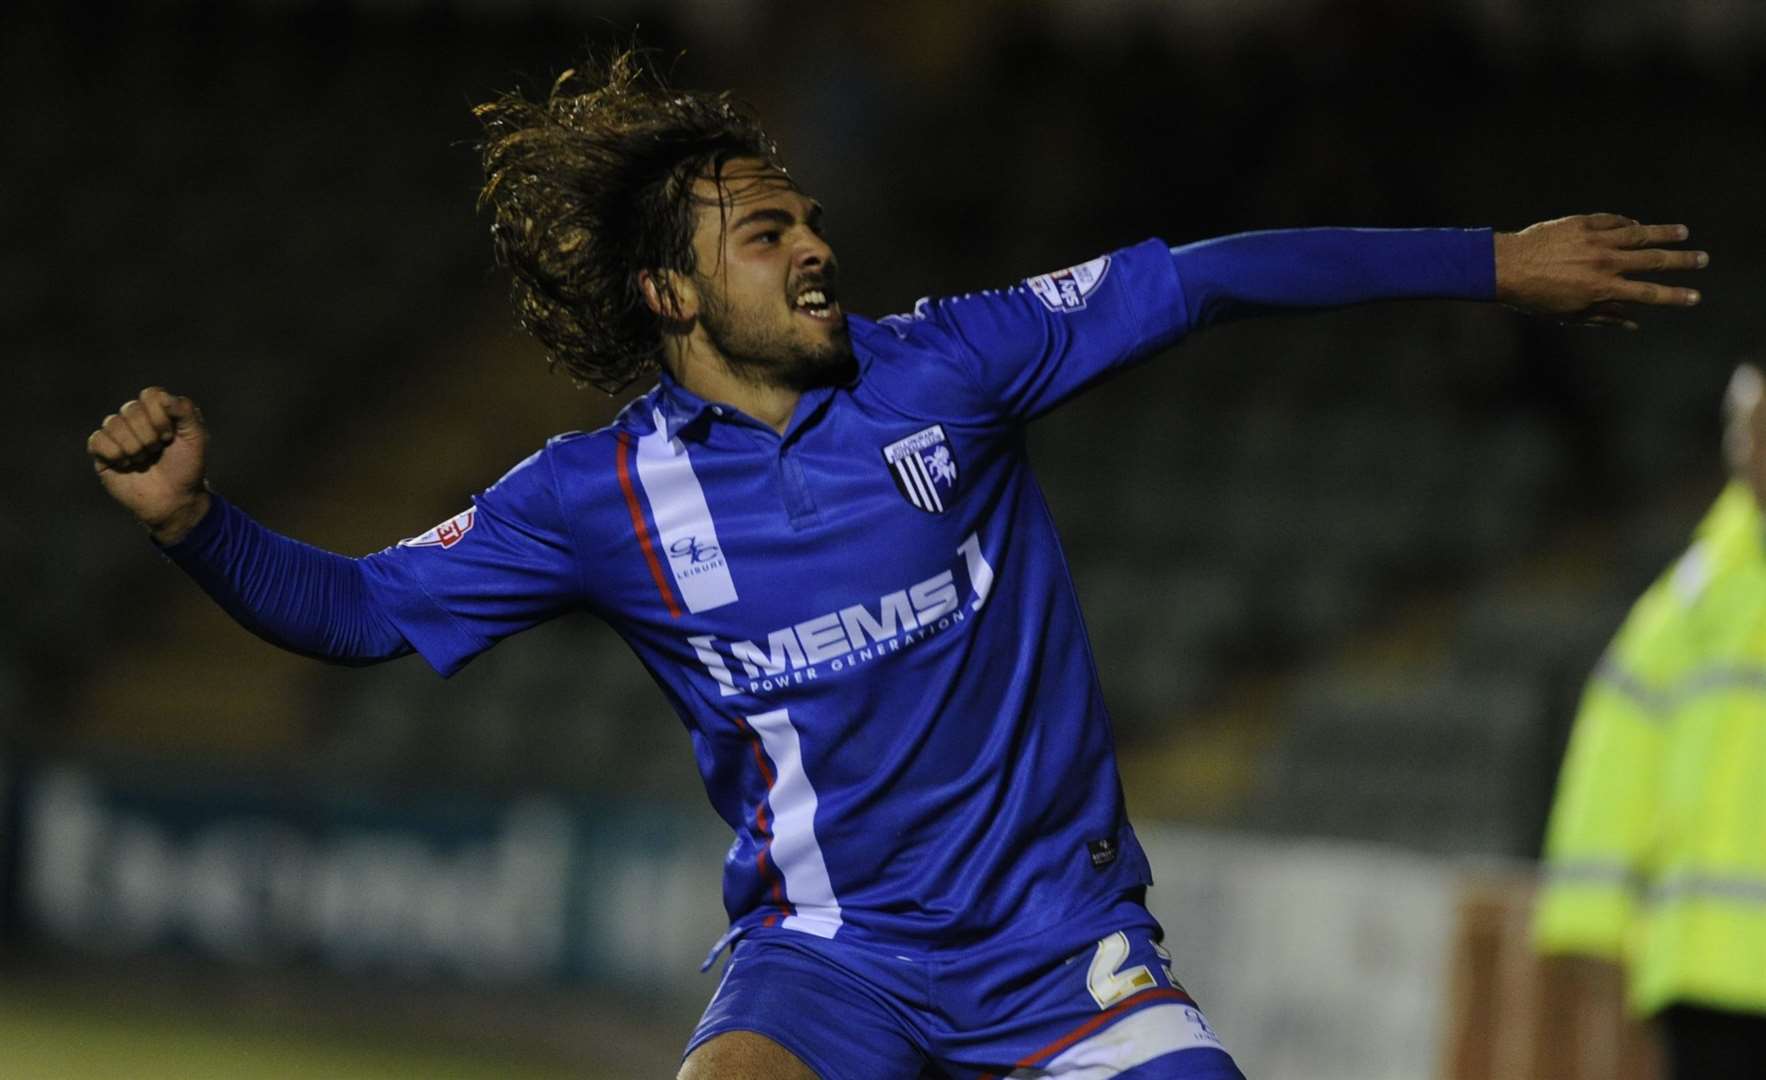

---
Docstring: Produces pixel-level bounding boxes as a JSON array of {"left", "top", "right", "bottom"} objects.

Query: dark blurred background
[{"left": 6, "top": 1, "right": 1765, "bottom": 1076}]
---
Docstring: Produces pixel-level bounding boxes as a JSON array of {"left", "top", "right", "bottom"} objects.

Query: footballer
[{"left": 88, "top": 52, "right": 1706, "bottom": 1079}]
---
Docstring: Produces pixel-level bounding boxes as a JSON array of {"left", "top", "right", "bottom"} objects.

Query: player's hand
[
  {"left": 1494, "top": 214, "right": 1707, "bottom": 330},
  {"left": 87, "top": 387, "right": 212, "bottom": 545}
]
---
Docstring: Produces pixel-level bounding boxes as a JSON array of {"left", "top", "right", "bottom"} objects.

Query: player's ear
[{"left": 640, "top": 269, "right": 698, "bottom": 324}]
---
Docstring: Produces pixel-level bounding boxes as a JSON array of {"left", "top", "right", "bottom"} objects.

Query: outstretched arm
[
  {"left": 820, "top": 213, "right": 1707, "bottom": 423},
  {"left": 1173, "top": 213, "right": 1704, "bottom": 332},
  {"left": 87, "top": 387, "right": 410, "bottom": 664}
]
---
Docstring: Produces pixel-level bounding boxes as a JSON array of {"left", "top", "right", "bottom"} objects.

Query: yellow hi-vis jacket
[
  {"left": 1533, "top": 483, "right": 1766, "bottom": 1014},
  {"left": 1630, "top": 483, "right": 1766, "bottom": 1015}
]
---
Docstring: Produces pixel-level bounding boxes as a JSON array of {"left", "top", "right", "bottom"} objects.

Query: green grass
[{"left": 0, "top": 992, "right": 599, "bottom": 1080}]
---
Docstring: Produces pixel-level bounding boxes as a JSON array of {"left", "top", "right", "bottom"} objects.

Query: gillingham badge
[{"left": 882, "top": 425, "right": 959, "bottom": 514}]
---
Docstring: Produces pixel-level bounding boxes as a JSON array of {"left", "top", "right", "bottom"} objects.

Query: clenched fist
[
  {"left": 1495, "top": 214, "right": 1708, "bottom": 330},
  {"left": 87, "top": 387, "right": 212, "bottom": 545}
]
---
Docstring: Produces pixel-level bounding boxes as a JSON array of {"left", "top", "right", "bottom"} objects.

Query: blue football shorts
[{"left": 685, "top": 909, "right": 1245, "bottom": 1079}]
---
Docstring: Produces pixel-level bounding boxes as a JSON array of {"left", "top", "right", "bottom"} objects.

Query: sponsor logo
[
  {"left": 1087, "top": 837, "right": 1119, "bottom": 869},
  {"left": 1027, "top": 255, "right": 1111, "bottom": 313},
  {"left": 1183, "top": 1006, "right": 1222, "bottom": 1045},
  {"left": 665, "top": 532, "right": 729, "bottom": 584},
  {"left": 669, "top": 536, "right": 722, "bottom": 565},
  {"left": 690, "top": 533, "right": 996, "bottom": 696},
  {"left": 399, "top": 508, "right": 476, "bottom": 549},
  {"left": 636, "top": 409, "right": 739, "bottom": 613},
  {"left": 881, "top": 425, "right": 959, "bottom": 514}
]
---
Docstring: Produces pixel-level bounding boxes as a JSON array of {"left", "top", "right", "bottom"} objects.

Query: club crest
[
  {"left": 399, "top": 508, "right": 476, "bottom": 549},
  {"left": 882, "top": 425, "right": 959, "bottom": 514}
]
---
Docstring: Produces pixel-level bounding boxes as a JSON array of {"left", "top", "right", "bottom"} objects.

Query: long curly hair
[{"left": 474, "top": 51, "right": 784, "bottom": 393}]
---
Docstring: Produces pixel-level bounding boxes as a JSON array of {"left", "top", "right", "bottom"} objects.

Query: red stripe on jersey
[
  {"left": 747, "top": 733, "right": 778, "bottom": 787},
  {"left": 736, "top": 716, "right": 795, "bottom": 922},
  {"left": 615, "top": 431, "right": 682, "bottom": 619},
  {"left": 976, "top": 987, "right": 1196, "bottom": 1080}
]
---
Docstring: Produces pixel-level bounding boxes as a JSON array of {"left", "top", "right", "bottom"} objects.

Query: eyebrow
[
  {"left": 729, "top": 207, "right": 796, "bottom": 233},
  {"left": 728, "top": 202, "right": 824, "bottom": 234}
]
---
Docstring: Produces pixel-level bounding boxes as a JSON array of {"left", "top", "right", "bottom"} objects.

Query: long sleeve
[
  {"left": 877, "top": 228, "right": 1496, "bottom": 423},
  {"left": 159, "top": 492, "right": 413, "bottom": 665},
  {"left": 160, "top": 444, "right": 587, "bottom": 678},
  {"left": 1170, "top": 226, "right": 1496, "bottom": 329}
]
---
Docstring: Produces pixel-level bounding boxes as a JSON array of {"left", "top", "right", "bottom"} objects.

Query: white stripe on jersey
[
  {"left": 891, "top": 457, "right": 926, "bottom": 511},
  {"left": 746, "top": 708, "right": 843, "bottom": 938},
  {"left": 1008, "top": 1003, "right": 1225, "bottom": 1078},
  {"left": 635, "top": 409, "right": 739, "bottom": 613},
  {"left": 908, "top": 452, "right": 945, "bottom": 511},
  {"left": 894, "top": 453, "right": 943, "bottom": 512}
]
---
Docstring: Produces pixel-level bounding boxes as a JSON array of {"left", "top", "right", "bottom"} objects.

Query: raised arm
[
  {"left": 87, "top": 388, "right": 411, "bottom": 665},
  {"left": 1173, "top": 213, "right": 1705, "bottom": 332},
  {"left": 89, "top": 387, "right": 587, "bottom": 676}
]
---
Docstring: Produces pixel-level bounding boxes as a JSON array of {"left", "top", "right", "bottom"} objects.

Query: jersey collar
[
  {"left": 652, "top": 371, "right": 721, "bottom": 441},
  {"left": 653, "top": 369, "right": 846, "bottom": 445}
]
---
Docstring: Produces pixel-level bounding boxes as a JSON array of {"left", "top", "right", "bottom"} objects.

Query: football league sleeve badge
[{"left": 399, "top": 507, "right": 476, "bottom": 549}]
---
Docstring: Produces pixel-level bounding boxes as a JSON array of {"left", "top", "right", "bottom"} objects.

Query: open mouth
[{"left": 793, "top": 285, "right": 842, "bottom": 323}]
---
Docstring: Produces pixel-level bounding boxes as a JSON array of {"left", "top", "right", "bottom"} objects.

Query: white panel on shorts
[
  {"left": 635, "top": 408, "right": 739, "bottom": 613},
  {"left": 1008, "top": 1002, "right": 1226, "bottom": 1078},
  {"left": 746, "top": 708, "right": 843, "bottom": 938}
]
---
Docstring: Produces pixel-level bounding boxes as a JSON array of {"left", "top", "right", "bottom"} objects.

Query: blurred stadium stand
[{"left": 8, "top": 0, "right": 1766, "bottom": 1075}]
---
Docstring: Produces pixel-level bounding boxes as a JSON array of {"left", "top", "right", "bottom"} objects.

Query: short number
[{"left": 1086, "top": 931, "right": 1156, "bottom": 1009}]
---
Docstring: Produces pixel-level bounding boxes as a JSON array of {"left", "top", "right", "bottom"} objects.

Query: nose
[{"left": 795, "top": 228, "right": 835, "bottom": 272}]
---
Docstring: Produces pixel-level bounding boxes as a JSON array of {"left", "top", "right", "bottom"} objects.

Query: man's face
[{"left": 684, "top": 157, "right": 854, "bottom": 392}]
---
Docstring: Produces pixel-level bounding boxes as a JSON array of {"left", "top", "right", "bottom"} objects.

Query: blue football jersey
[{"left": 357, "top": 238, "right": 1195, "bottom": 959}]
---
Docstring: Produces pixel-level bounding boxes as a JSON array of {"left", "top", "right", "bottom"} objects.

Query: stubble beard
[{"left": 697, "top": 288, "right": 857, "bottom": 393}]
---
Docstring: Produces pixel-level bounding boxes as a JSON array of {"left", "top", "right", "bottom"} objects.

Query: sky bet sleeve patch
[{"left": 1026, "top": 255, "right": 1111, "bottom": 312}]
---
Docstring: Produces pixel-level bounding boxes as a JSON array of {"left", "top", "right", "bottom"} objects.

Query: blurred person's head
[
  {"left": 475, "top": 50, "right": 852, "bottom": 396},
  {"left": 1722, "top": 363, "right": 1766, "bottom": 507}
]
